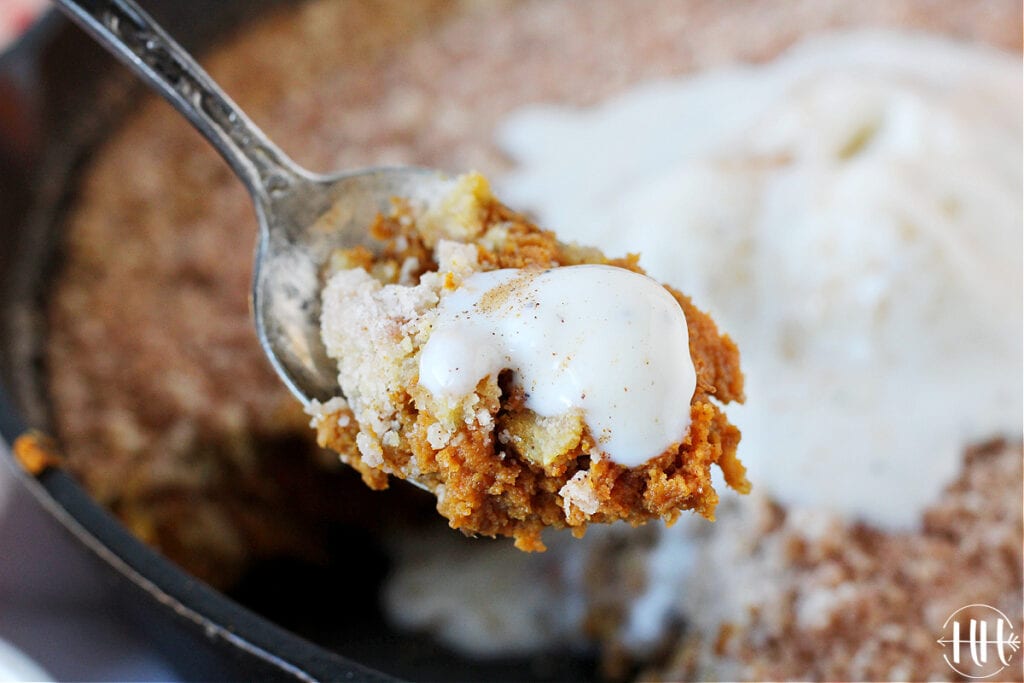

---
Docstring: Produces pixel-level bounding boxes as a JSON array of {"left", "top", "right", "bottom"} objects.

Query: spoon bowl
[
  {"left": 253, "top": 167, "right": 452, "bottom": 403},
  {"left": 56, "top": 0, "right": 454, "bottom": 405}
]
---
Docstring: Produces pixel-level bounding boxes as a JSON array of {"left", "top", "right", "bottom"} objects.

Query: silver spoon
[{"left": 56, "top": 0, "right": 452, "bottom": 405}]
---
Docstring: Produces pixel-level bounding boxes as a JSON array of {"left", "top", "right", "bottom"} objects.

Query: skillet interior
[{"left": 18, "top": 3, "right": 1019, "bottom": 681}]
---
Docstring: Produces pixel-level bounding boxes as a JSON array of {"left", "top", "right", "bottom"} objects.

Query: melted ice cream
[{"left": 419, "top": 265, "right": 695, "bottom": 466}]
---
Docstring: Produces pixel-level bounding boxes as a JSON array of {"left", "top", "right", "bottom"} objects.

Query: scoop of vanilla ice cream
[{"left": 496, "top": 31, "right": 1022, "bottom": 529}]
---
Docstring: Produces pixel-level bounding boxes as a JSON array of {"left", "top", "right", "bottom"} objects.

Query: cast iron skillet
[{"left": 0, "top": 3, "right": 597, "bottom": 681}]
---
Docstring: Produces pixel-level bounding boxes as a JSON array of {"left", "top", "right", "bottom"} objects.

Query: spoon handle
[{"left": 54, "top": 0, "right": 303, "bottom": 202}]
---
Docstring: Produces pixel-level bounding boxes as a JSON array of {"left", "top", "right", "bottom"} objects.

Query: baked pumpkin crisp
[{"left": 307, "top": 173, "right": 748, "bottom": 550}]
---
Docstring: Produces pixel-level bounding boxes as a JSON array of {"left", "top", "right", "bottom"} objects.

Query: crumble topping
[
  {"left": 560, "top": 471, "right": 601, "bottom": 518},
  {"left": 308, "top": 172, "right": 748, "bottom": 550}
]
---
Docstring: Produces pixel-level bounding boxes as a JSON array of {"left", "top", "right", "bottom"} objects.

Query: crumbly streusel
[{"left": 308, "top": 173, "right": 747, "bottom": 550}]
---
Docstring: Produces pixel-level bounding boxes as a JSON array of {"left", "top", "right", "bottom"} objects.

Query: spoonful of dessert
[
  {"left": 56, "top": 0, "right": 453, "bottom": 404},
  {"left": 56, "top": 0, "right": 750, "bottom": 550}
]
